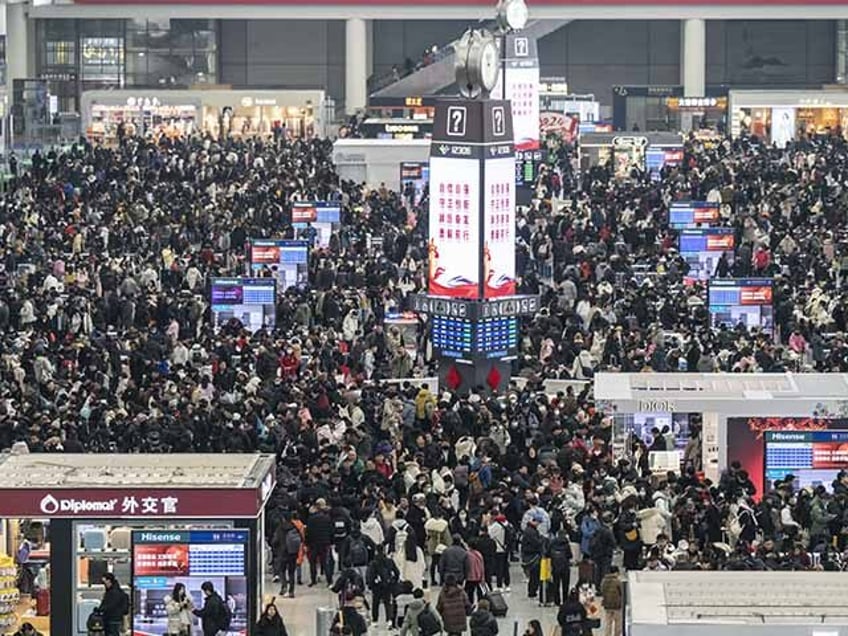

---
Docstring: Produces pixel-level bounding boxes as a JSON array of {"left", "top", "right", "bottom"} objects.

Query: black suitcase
[
  {"left": 486, "top": 589, "right": 508, "bottom": 617},
  {"left": 88, "top": 558, "right": 109, "bottom": 586}
]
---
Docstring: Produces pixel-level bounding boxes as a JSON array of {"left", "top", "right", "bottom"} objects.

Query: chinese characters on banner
[
  {"left": 120, "top": 495, "right": 180, "bottom": 515},
  {"left": 483, "top": 157, "right": 517, "bottom": 297},
  {"left": 427, "top": 157, "right": 481, "bottom": 298},
  {"left": 134, "top": 544, "right": 190, "bottom": 576},
  {"left": 506, "top": 71, "right": 540, "bottom": 151}
]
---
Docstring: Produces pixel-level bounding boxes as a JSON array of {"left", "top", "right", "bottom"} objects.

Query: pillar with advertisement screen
[
  {"left": 493, "top": 32, "right": 541, "bottom": 204},
  {"left": 414, "top": 88, "right": 538, "bottom": 395}
]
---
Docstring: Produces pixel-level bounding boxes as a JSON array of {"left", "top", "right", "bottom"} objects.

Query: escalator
[{"left": 370, "top": 19, "right": 572, "bottom": 99}]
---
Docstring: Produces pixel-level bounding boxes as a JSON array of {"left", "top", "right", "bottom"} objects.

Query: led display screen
[
  {"left": 483, "top": 156, "right": 517, "bottom": 298},
  {"left": 291, "top": 201, "right": 341, "bottom": 249},
  {"left": 678, "top": 227, "right": 735, "bottom": 280},
  {"left": 431, "top": 315, "right": 474, "bottom": 358},
  {"left": 428, "top": 156, "right": 481, "bottom": 298},
  {"left": 132, "top": 530, "right": 249, "bottom": 636},
  {"left": 475, "top": 317, "right": 518, "bottom": 358},
  {"left": 708, "top": 278, "right": 774, "bottom": 333},
  {"left": 669, "top": 201, "right": 721, "bottom": 229},
  {"left": 210, "top": 278, "right": 276, "bottom": 332},
  {"left": 765, "top": 430, "right": 848, "bottom": 492},
  {"left": 248, "top": 239, "right": 308, "bottom": 292}
]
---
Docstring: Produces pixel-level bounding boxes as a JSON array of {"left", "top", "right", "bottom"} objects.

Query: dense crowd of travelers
[{"left": 3, "top": 128, "right": 848, "bottom": 635}]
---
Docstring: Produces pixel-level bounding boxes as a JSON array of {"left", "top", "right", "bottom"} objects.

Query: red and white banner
[{"left": 540, "top": 111, "right": 578, "bottom": 143}]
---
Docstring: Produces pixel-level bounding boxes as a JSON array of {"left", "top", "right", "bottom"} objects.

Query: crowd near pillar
[{"left": 345, "top": 17, "right": 368, "bottom": 115}]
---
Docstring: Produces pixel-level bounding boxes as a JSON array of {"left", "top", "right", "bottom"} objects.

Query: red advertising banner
[
  {"left": 250, "top": 246, "right": 280, "bottom": 264},
  {"left": 811, "top": 441, "right": 848, "bottom": 469},
  {"left": 740, "top": 286, "right": 773, "bottom": 305},
  {"left": 705, "top": 234, "right": 734, "bottom": 250},
  {"left": 74, "top": 0, "right": 848, "bottom": 5},
  {"left": 0, "top": 488, "right": 263, "bottom": 518},
  {"left": 693, "top": 206, "right": 719, "bottom": 224},
  {"left": 292, "top": 206, "right": 317, "bottom": 223},
  {"left": 134, "top": 544, "right": 190, "bottom": 576}
]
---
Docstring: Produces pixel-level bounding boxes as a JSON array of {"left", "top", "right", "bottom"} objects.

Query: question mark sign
[
  {"left": 451, "top": 109, "right": 463, "bottom": 134},
  {"left": 492, "top": 107, "right": 505, "bottom": 136}
]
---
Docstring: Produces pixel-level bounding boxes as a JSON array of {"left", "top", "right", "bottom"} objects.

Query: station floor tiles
[{"left": 262, "top": 564, "right": 574, "bottom": 636}]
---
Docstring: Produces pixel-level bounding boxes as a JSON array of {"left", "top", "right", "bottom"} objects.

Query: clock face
[
  {"left": 506, "top": 1, "right": 529, "bottom": 30},
  {"left": 480, "top": 40, "right": 500, "bottom": 92}
]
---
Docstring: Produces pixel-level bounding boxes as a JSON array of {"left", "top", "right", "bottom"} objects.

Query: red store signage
[
  {"left": 73, "top": 0, "right": 848, "bottom": 5},
  {"left": 0, "top": 488, "right": 263, "bottom": 518}
]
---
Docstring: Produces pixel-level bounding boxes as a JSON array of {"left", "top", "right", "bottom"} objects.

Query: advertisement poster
[
  {"left": 771, "top": 106, "right": 796, "bottom": 149},
  {"left": 132, "top": 530, "right": 249, "bottom": 636},
  {"left": 427, "top": 156, "right": 481, "bottom": 298},
  {"left": 727, "top": 417, "right": 848, "bottom": 498},
  {"left": 248, "top": 239, "right": 309, "bottom": 292},
  {"left": 540, "top": 111, "right": 578, "bottom": 143},
  {"left": 483, "top": 156, "right": 517, "bottom": 297},
  {"left": 400, "top": 162, "right": 430, "bottom": 207},
  {"left": 493, "top": 35, "right": 540, "bottom": 151}
]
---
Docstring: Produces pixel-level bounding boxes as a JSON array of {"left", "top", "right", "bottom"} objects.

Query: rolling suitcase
[
  {"left": 88, "top": 559, "right": 108, "bottom": 586},
  {"left": 83, "top": 529, "right": 107, "bottom": 551},
  {"left": 109, "top": 527, "right": 132, "bottom": 551},
  {"left": 482, "top": 583, "right": 508, "bottom": 617},
  {"left": 36, "top": 588, "right": 50, "bottom": 616}
]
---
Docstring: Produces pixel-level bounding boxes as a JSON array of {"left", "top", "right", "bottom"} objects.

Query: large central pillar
[
  {"left": 345, "top": 17, "right": 368, "bottom": 115},
  {"left": 7, "top": 2, "right": 31, "bottom": 94},
  {"left": 681, "top": 18, "right": 706, "bottom": 97}
]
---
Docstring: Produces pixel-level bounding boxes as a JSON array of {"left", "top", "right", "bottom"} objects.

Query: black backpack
[
  {"left": 349, "top": 537, "right": 368, "bottom": 566},
  {"left": 285, "top": 527, "right": 303, "bottom": 555},
  {"left": 214, "top": 594, "right": 232, "bottom": 632},
  {"left": 417, "top": 604, "right": 442, "bottom": 636}
]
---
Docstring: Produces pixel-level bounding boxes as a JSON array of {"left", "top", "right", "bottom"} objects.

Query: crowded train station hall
[{"left": 1, "top": 0, "right": 848, "bottom": 634}]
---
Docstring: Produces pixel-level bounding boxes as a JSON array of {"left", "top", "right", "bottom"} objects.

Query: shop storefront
[
  {"left": 612, "top": 84, "right": 729, "bottom": 132},
  {"left": 729, "top": 90, "right": 848, "bottom": 147},
  {"left": 81, "top": 89, "right": 325, "bottom": 142},
  {"left": 0, "top": 453, "right": 275, "bottom": 635}
]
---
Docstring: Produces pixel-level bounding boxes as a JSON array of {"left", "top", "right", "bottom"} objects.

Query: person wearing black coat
[
  {"left": 254, "top": 602, "right": 289, "bottom": 636},
  {"left": 306, "top": 499, "right": 334, "bottom": 586},
  {"left": 469, "top": 598, "right": 499, "bottom": 636},
  {"left": 547, "top": 528, "right": 572, "bottom": 605},
  {"left": 520, "top": 519, "right": 545, "bottom": 599},
  {"left": 590, "top": 514, "right": 617, "bottom": 587},
  {"left": 98, "top": 573, "right": 127, "bottom": 636},
  {"left": 557, "top": 589, "right": 587, "bottom": 636},
  {"left": 366, "top": 549, "right": 400, "bottom": 626}
]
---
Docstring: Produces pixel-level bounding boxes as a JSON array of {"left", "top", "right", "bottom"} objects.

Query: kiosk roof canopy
[
  {"left": 0, "top": 453, "right": 275, "bottom": 489},
  {"left": 629, "top": 570, "right": 848, "bottom": 628},
  {"left": 594, "top": 372, "right": 848, "bottom": 416}
]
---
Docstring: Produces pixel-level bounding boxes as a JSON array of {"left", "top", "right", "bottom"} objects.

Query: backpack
[
  {"left": 120, "top": 588, "right": 130, "bottom": 616},
  {"left": 550, "top": 541, "right": 571, "bottom": 573},
  {"left": 497, "top": 521, "right": 516, "bottom": 552},
  {"left": 349, "top": 537, "right": 368, "bottom": 567},
  {"left": 87, "top": 608, "right": 105, "bottom": 632},
  {"left": 417, "top": 604, "right": 442, "bottom": 636},
  {"left": 285, "top": 527, "right": 303, "bottom": 555},
  {"left": 216, "top": 595, "right": 233, "bottom": 632}
]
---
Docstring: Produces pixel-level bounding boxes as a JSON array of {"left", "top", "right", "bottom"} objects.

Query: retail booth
[
  {"left": 81, "top": 89, "right": 326, "bottom": 143},
  {"left": 0, "top": 453, "right": 275, "bottom": 635},
  {"left": 333, "top": 138, "right": 430, "bottom": 189},
  {"left": 578, "top": 132, "right": 684, "bottom": 179},
  {"left": 729, "top": 89, "right": 848, "bottom": 147},
  {"left": 594, "top": 372, "right": 848, "bottom": 494}
]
